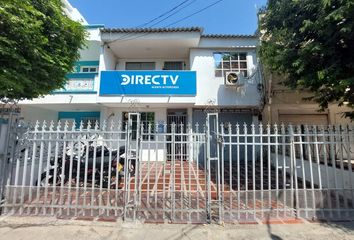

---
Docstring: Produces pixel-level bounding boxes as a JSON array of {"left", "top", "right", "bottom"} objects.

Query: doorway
[{"left": 167, "top": 109, "right": 188, "bottom": 160}]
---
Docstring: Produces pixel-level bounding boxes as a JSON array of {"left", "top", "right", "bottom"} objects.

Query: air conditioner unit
[{"left": 224, "top": 71, "right": 244, "bottom": 87}]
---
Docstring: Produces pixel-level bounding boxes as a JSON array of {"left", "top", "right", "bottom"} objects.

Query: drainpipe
[{"left": 268, "top": 73, "right": 272, "bottom": 124}]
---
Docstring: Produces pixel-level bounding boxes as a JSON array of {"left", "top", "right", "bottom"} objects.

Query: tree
[
  {"left": 259, "top": 0, "right": 354, "bottom": 119},
  {"left": 0, "top": 0, "right": 86, "bottom": 101}
]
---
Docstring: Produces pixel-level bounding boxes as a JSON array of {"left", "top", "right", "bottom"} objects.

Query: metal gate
[
  {"left": 0, "top": 107, "right": 21, "bottom": 212},
  {"left": 1, "top": 116, "right": 354, "bottom": 223},
  {"left": 167, "top": 110, "right": 188, "bottom": 161}
]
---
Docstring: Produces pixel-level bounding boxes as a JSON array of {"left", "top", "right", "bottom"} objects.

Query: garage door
[{"left": 278, "top": 114, "right": 329, "bottom": 125}]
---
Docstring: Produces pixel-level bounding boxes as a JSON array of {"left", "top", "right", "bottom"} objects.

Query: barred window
[{"left": 214, "top": 52, "right": 248, "bottom": 78}]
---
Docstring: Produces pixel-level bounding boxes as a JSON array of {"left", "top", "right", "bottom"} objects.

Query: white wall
[
  {"left": 79, "top": 41, "right": 101, "bottom": 61},
  {"left": 21, "top": 106, "right": 58, "bottom": 123},
  {"left": 190, "top": 48, "right": 261, "bottom": 107},
  {"left": 271, "top": 153, "right": 354, "bottom": 189},
  {"left": 99, "top": 46, "right": 116, "bottom": 71},
  {"left": 19, "top": 94, "right": 98, "bottom": 105}
]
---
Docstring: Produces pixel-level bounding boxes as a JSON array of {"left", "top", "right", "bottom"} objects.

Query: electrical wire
[
  {"left": 137, "top": 0, "right": 192, "bottom": 28},
  {"left": 110, "top": 0, "right": 197, "bottom": 43},
  {"left": 165, "top": 0, "right": 224, "bottom": 27},
  {"left": 108, "top": 0, "right": 225, "bottom": 44},
  {"left": 108, "top": 0, "right": 195, "bottom": 43}
]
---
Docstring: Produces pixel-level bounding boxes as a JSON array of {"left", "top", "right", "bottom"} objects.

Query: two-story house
[{"left": 19, "top": 27, "right": 264, "bottom": 130}]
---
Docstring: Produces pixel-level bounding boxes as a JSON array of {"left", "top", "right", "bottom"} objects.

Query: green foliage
[
  {"left": 259, "top": 0, "right": 354, "bottom": 119},
  {"left": 0, "top": 0, "right": 86, "bottom": 100}
]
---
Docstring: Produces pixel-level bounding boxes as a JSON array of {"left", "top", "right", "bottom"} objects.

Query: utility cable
[
  {"left": 109, "top": 0, "right": 225, "bottom": 43},
  {"left": 108, "top": 0, "right": 195, "bottom": 43}
]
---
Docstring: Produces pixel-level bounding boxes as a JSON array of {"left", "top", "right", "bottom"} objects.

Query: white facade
[{"left": 19, "top": 28, "right": 263, "bottom": 127}]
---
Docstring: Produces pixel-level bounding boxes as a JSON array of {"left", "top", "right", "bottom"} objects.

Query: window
[
  {"left": 163, "top": 61, "right": 183, "bottom": 70},
  {"left": 122, "top": 112, "right": 155, "bottom": 140},
  {"left": 214, "top": 52, "right": 248, "bottom": 77},
  {"left": 125, "top": 62, "right": 156, "bottom": 70},
  {"left": 81, "top": 66, "right": 98, "bottom": 73}
]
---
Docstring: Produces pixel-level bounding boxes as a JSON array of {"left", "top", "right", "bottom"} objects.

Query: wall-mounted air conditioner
[{"left": 224, "top": 71, "right": 244, "bottom": 87}]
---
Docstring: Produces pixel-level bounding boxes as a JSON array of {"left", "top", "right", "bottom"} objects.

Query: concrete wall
[
  {"left": 79, "top": 41, "right": 101, "bottom": 61},
  {"left": 99, "top": 46, "right": 116, "bottom": 71},
  {"left": 20, "top": 106, "right": 58, "bottom": 123},
  {"left": 271, "top": 153, "right": 354, "bottom": 189}
]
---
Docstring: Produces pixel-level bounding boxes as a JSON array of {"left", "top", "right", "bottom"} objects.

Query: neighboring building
[
  {"left": 19, "top": 26, "right": 264, "bottom": 128},
  {"left": 262, "top": 70, "right": 353, "bottom": 125},
  {"left": 62, "top": 0, "right": 88, "bottom": 24}
]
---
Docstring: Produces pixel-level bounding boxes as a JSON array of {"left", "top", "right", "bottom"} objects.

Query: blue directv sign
[{"left": 99, "top": 71, "right": 196, "bottom": 95}]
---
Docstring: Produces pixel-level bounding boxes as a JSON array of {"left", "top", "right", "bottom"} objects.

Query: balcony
[{"left": 53, "top": 73, "right": 97, "bottom": 94}]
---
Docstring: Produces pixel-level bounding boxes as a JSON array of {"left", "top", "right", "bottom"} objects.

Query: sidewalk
[{"left": 0, "top": 216, "right": 353, "bottom": 240}]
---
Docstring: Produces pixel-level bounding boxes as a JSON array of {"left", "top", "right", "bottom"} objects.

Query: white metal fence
[
  {"left": 0, "top": 108, "right": 21, "bottom": 212},
  {"left": 1, "top": 115, "right": 354, "bottom": 223}
]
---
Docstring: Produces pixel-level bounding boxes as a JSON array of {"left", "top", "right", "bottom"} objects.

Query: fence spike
[
  {"left": 63, "top": 120, "right": 69, "bottom": 131},
  {"left": 34, "top": 120, "right": 40, "bottom": 131},
  {"left": 243, "top": 122, "right": 248, "bottom": 134},
  {"left": 79, "top": 120, "right": 84, "bottom": 131},
  {"left": 57, "top": 120, "right": 62, "bottom": 131},
  {"left": 94, "top": 120, "right": 99, "bottom": 130},
  {"left": 251, "top": 123, "right": 255, "bottom": 133},
  {"left": 87, "top": 120, "right": 92, "bottom": 130},
  {"left": 49, "top": 121, "right": 54, "bottom": 131},
  {"left": 228, "top": 122, "right": 232, "bottom": 134},
  {"left": 71, "top": 120, "right": 76, "bottom": 131},
  {"left": 102, "top": 120, "right": 107, "bottom": 131},
  {"left": 42, "top": 120, "right": 47, "bottom": 131},
  {"left": 274, "top": 123, "right": 278, "bottom": 134}
]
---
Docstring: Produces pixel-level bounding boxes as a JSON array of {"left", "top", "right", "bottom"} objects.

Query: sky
[{"left": 69, "top": 0, "right": 267, "bottom": 35}]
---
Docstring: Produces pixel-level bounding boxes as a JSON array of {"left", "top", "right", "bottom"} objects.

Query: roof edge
[
  {"left": 85, "top": 24, "right": 105, "bottom": 29},
  {"left": 101, "top": 27, "right": 203, "bottom": 33},
  {"left": 202, "top": 34, "right": 258, "bottom": 39}
]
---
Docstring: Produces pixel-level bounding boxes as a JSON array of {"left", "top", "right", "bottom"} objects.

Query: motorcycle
[{"left": 36, "top": 143, "right": 136, "bottom": 189}]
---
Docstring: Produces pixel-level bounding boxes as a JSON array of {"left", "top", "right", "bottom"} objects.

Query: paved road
[{"left": 0, "top": 216, "right": 354, "bottom": 240}]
